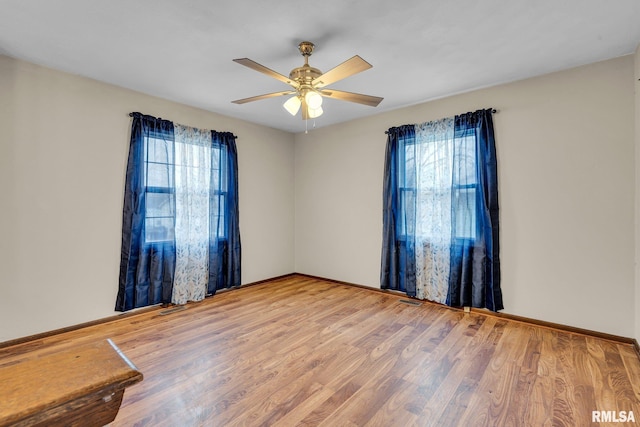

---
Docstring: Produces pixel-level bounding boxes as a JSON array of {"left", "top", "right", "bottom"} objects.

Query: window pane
[
  {"left": 211, "top": 145, "right": 220, "bottom": 172},
  {"left": 211, "top": 214, "right": 225, "bottom": 238},
  {"left": 400, "top": 188, "right": 415, "bottom": 236},
  {"left": 146, "top": 192, "right": 174, "bottom": 217},
  {"left": 147, "top": 137, "right": 174, "bottom": 164},
  {"left": 210, "top": 146, "right": 228, "bottom": 191},
  {"left": 403, "top": 145, "right": 416, "bottom": 187},
  {"left": 453, "top": 187, "right": 476, "bottom": 239},
  {"left": 453, "top": 135, "right": 477, "bottom": 185},
  {"left": 145, "top": 217, "right": 174, "bottom": 243},
  {"left": 211, "top": 168, "right": 220, "bottom": 191},
  {"left": 417, "top": 140, "right": 452, "bottom": 190},
  {"left": 210, "top": 193, "right": 226, "bottom": 238},
  {"left": 146, "top": 162, "right": 173, "bottom": 188}
]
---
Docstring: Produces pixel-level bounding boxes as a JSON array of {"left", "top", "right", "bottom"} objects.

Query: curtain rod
[
  {"left": 128, "top": 112, "right": 238, "bottom": 138},
  {"left": 384, "top": 108, "right": 498, "bottom": 134}
]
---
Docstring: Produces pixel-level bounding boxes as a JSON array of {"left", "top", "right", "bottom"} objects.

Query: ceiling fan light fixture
[
  {"left": 305, "top": 91, "right": 323, "bottom": 110},
  {"left": 308, "top": 106, "right": 323, "bottom": 119},
  {"left": 283, "top": 96, "right": 301, "bottom": 116}
]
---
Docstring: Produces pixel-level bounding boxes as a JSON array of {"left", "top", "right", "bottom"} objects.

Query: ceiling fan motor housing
[{"left": 289, "top": 65, "right": 322, "bottom": 86}]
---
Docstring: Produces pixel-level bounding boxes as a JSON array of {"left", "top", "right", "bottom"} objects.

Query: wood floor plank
[
  {"left": 1, "top": 275, "right": 639, "bottom": 426},
  {"left": 454, "top": 324, "right": 523, "bottom": 426},
  {"left": 432, "top": 320, "right": 506, "bottom": 426},
  {"left": 620, "top": 344, "right": 640, "bottom": 401}
]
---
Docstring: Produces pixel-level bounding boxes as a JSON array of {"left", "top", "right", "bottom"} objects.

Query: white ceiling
[{"left": 1, "top": 0, "right": 639, "bottom": 133}]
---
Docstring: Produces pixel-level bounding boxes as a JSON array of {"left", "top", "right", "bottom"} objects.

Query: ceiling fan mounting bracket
[{"left": 298, "top": 41, "right": 315, "bottom": 57}]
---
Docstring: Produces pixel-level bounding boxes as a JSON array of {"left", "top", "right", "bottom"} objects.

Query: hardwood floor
[{"left": 2, "top": 275, "right": 639, "bottom": 426}]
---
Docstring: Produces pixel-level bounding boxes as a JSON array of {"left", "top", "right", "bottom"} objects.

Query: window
[
  {"left": 142, "top": 136, "right": 228, "bottom": 244},
  {"left": 398, "top": 133, "right": 478, "bottom": 241}
]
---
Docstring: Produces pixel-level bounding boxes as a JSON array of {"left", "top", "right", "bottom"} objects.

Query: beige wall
[
  {"left": 295, "top": 55, "right": 636, "bottom": 338},
  {"left": 0, "top": 55, "right": 295, "bottom": 341}
]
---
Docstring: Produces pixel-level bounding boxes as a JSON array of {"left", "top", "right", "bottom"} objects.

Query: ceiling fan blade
[
  {"left": 232, "top": 90, "right": 296, "bottom": 104},
  {"left": 320, "top": 89, "right": 383, "bottom": 107},
  {"left": 313, "top": 55, "right": 372, "bottom": 88},
  {"left": 233, "top": 58, "right": 298, "bottom": 88}
]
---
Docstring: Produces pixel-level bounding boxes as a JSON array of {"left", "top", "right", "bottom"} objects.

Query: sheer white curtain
[
  {"left": 172, "top": 124, "right": 212, "bottom": 304},
  {"left": 414, "top": 118, "right": 454, "bottom": 303}
]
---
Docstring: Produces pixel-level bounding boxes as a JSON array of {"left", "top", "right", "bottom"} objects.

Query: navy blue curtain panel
[
  {"left": 380, "top": 125, "right": 417, "bottom": 296},
  {"left": 208, "top": 131, "right": 241, "bottom": 294},
  {"left": 447, "top": 109, "right": 502, "bottom": 311},
  {"left": 116, "top": 113, "right": 175, "bottom": 311}
]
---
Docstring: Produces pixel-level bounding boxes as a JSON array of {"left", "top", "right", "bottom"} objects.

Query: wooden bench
[{"left": 0, "top": 339, "right": 142, "bottom": 427}]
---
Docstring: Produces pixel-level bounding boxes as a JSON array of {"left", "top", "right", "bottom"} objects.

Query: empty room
[{"left": 1, "top": 1, "right": 640, "bottom": 426}]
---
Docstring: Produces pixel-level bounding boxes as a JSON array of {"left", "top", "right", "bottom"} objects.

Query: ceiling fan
[{"left": 231, "top": 41, "right": 383, "bottom": 120}]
